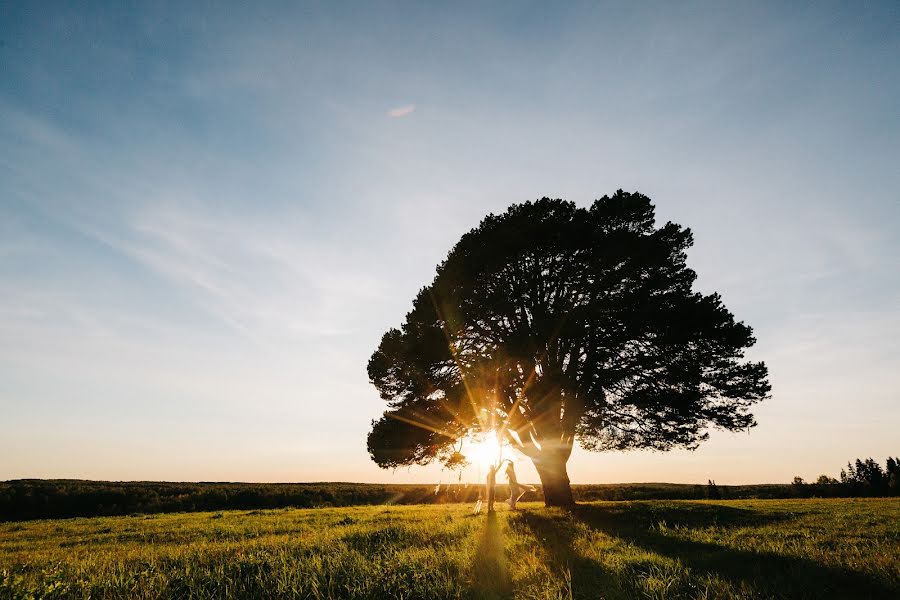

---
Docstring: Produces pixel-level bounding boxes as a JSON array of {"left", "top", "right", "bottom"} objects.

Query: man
[{"left": 486, "top": 463, "right": 498, "bottom": 512}]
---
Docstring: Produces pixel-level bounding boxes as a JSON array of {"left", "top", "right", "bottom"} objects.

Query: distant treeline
[{"left": 1, "top": 467, "right": 896, "bottom": 522}]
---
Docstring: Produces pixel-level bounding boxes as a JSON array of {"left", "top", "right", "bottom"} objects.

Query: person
[
  {"left": 504, "top": 460, "right": 535, "bottom": 510},
  {"left": 486, "top": 463, "right": 498, "bottom": 512}
]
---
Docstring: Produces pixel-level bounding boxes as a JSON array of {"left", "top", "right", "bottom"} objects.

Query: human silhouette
[
  {"left": 486, "top": 463, "right": 498, "bottom": 512},
  {"left": 504, "top": 460, "right": 535, "bottom": 510}
]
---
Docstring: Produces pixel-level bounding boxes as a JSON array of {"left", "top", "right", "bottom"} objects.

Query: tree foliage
[
  {"left": 367, "top": 192, "right": 770, "bottom": 498},
  {"left": 841, "top": 456, "right": 900, "bottom": 493}
]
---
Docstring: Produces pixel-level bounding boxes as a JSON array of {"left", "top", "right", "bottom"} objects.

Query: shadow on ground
[
  {"left": 469, "top": 512, "right": 513, "bottom": 599},
  {"left": 511, "top": 502, "right": 896, "bottom": 600}
]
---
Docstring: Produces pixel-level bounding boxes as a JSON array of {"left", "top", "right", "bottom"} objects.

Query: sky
[{"left": 1, "top": 1, "right": 898, "bottom": 485}]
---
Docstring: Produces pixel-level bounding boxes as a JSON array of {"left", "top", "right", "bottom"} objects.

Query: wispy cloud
[
  {"left": 74, "top": 203, "right": 392, "bottom": 342},
  {"left": 387, "top": 104, "right": 416, "bottom": 118}
]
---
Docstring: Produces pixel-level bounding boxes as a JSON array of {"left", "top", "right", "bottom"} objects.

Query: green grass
[{"left": 1, "top": 498, "right": 897, "bottom": 599}]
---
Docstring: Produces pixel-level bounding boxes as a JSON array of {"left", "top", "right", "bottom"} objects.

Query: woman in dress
[{"left": 504, "top": 460, "right": 535, "bottom": 510}]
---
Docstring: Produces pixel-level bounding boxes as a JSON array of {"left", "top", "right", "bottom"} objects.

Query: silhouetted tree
[
  {"left": 815, "top": 474, "right": 839, "bottom": 485},
  {"left": 840, "top": 457, "right": 897, "bottom": 495},
  {"left": 886, "top": 457, "right": 899, "bottom": 491},
  {"left": 792, "top": 476, "right": 805, "bottom": 486},
  {"left": 857, "top": 458, "right": 884, "bottom": 488},
  {"left": 367, "top": 192, "right": 770, "bottom": 506}
]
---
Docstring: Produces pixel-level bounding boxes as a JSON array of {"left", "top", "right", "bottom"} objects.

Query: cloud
[
  {"left": 387, "top": 104, "right": 416, "bottom": 118},
  {"left": 79, "top": 203, "right": 392, "bottom": 341}
]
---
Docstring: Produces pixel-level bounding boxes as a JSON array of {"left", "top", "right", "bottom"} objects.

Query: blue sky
[{"left": 1, "top": 1, "right": 898, "bottom": 484}]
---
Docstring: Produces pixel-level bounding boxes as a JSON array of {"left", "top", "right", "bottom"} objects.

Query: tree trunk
[{"left": 532, "top": 451, "right": 575, "bottom": 507}]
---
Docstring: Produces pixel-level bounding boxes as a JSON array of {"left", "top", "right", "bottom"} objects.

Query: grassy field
[{"left": 1, "top": 498, "right": 897, "bottom": 599}]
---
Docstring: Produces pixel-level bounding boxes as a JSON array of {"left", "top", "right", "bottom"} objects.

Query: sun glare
[{"left": 463, "top": 433, "right": 505, "bottom": 469}]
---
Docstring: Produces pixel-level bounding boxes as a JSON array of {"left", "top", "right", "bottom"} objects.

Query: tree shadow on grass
[
  {"left": 510, "top": 509, "right": 649, "bottom": 600},
  {"left": 469, "top": 513, "right": 513, "bottom": 600},
  {"left": 517, "top": 502, "right": 898, "bottom": 598}
]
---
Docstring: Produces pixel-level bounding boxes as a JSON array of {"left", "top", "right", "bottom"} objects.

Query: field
[{"left": 1, "top": 498, "right": 898, "bottom": 599}]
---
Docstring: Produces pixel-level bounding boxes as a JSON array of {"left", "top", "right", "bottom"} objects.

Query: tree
[
  {"left": 850, "top": 458, "right": 885, "bottom": 489},
  {"left": 815, "top": 474, "right": 838, "bottom": 485},
  {"left": 367, "top": 192, "right": 770, "bottom": 506},
  {"left": 887, "top": 457, "right": 899, "bottom": 491},
  {"left": 841, "top": 456, "right": 897, "bottom": 495}
]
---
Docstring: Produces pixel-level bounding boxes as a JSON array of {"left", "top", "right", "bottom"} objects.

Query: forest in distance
[{"left": 2, "top": 468, "right": 895, "bottom": 522}]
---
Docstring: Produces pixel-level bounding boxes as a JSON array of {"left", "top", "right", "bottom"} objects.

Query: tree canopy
[{"left": 367, "top": 191, "right": 770, "bottom": 505}]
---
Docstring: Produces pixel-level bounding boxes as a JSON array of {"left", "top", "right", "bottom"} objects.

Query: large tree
[{"left": 367, "top": 191, "right": 770, "bottom": 506}]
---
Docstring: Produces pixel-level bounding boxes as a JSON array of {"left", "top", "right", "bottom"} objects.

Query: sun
[{"left": 463, "top": 433, "right": 505, "bottom": 469}]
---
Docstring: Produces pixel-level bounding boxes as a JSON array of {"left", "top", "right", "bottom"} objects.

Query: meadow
[{"left": 1, "top": 498, "right": 898, "bottom": 599}]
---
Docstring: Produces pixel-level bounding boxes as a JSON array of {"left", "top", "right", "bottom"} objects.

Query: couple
[{"left": 477, "top": 459, "right": 536, "bottom": 513}]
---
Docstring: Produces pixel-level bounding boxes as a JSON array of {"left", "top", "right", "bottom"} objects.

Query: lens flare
[{"left": 463, "top": 433, "right": 504, "bottom": 469}]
